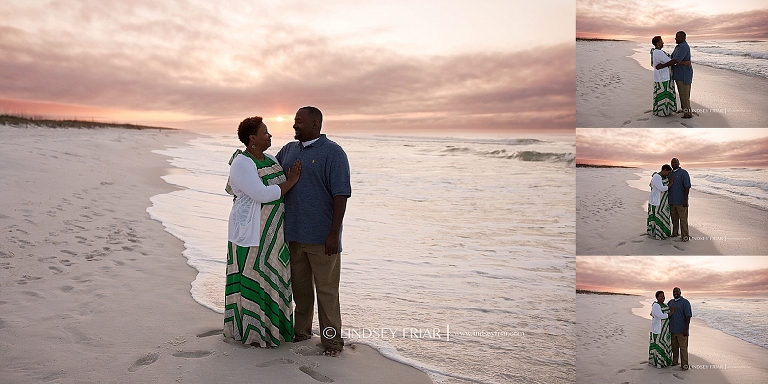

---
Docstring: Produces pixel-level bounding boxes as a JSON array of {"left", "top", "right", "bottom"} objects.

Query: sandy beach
[
  {"left": 576, "top": 167, "right": 768, "bottom": 255},
  {"left": 576, "top": 40, "right": 768, "bottom": 128},
  {"left": 576, "top": 293, "right": 768, "bottom": 383},
  {"left": 0, "top": 125, "right": 431, "bottom": 384}
]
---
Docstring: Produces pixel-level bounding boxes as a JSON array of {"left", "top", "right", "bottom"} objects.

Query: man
[
  {"left": 276, "top": 106, "right": 351, "bottom": 357},
  {"left": 656, "top": 31, "right": 694, "bottom": 118},
  {"left": 667, "top": 158, "right": 691, "bottom": 241},
  {"left": 667, "top": 287, "right": 692, "bottom": 370}
]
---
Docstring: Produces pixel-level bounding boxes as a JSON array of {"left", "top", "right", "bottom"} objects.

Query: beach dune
[{"left": 0, "top": 125, "right": 431, "bottom": 384}]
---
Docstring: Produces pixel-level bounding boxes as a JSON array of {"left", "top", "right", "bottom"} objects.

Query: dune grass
[{"left": 0, "top": 114, "right": 175, "bottom": 130}]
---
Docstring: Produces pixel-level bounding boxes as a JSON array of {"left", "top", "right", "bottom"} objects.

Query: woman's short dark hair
[
  {"left": 655, "top": 290, "right": 664, "bottom": 299},
  {"left": 661, "top": 164, "right": 672, "bottom": 171},
  {"left": 237, "top": 116, "right": 264, "bottom": 146},
  {"left": 652, "top": 36, "right": 662, "bottom": 46}
]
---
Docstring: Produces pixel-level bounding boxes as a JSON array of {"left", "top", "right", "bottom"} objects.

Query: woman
[
  {"left": 647, "top": 164, "right": 673, "bottom": 240},
  {"left": 224, "top": 116, "right": 301, "bottom": 347},
  {"left": 649, "top": 290, "right": 675, "bottom": 368},
  {"left": 650, "top": 36, "right": 689, "bottom": 117}
]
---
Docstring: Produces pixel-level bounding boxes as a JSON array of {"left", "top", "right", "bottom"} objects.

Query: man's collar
[{"left": 300, "top": 134, "right": 326, "bottom": 148}]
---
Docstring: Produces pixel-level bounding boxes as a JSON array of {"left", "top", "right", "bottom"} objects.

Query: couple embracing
[
  {"left": 223, "top": 106, "right": 350, "bottom": 357},
  {"left": 647, "top": 158, "right": 691, "bottom": 242},
  {"left": 650, "top": 31, "right": 694, "bottom": 119}
]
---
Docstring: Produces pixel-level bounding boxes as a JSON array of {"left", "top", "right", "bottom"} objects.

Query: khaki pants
[
  {"left": 671, "top": 333, "right": 689, "bottom": 368},
  {"left": 676, "top": 81, "right": 692, "bottom": 117},
  {"left": 670, "top": 204, "right": 689, "bottom": 239},
  {"left": 289, "top": 242, "right": 344, "bottom": 350}
]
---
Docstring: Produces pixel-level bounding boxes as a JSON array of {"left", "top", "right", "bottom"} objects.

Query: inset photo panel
[
  {"left": 576, "top": 256, "right": 768, "bottom": 382},
  {"left": 576, "top": 0, "right": 768, "bottom": 127},
  {"left": 576, "top": 128, "right": 768, "bottom": 255}
]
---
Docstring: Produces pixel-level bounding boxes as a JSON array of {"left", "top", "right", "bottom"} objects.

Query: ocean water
[
  {"left": 691, "top": 41, "right": 768, "bottom": 80},
  {"left": 147, "top": 131, "right": 576, "bottom": 384},
  {"left": 626, "top": 168, "right": 768, "bottom": 211},
  {"left": 632, "top": 297, "right": 768, "bottom": 349},
  {"left": 630, "top": 40, "right": 768, "bottom": 80}
]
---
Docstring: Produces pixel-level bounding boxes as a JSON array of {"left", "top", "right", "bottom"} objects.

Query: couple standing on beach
[
  {"left": 647, "top": 157, "right": 691, "bottom": 241},
  {"left": 650, "top": 288, "right": 693, "bottom": 370},
  {"left": 650, "top": 31, "right": 694, "bottom": 119},
  {"left": 223, "top": 106, "right": 351, "bottom": 357}
]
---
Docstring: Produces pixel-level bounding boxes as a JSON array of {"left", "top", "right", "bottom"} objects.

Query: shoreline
[
  {"left": 0, "top": 125, "right": 431, "bottom": 384},
  {"left": 576, "top": 167, "right": 768, "bottom": 255},
  {"left": 576, "top": 40, "right": 768, "bottom": 127}
]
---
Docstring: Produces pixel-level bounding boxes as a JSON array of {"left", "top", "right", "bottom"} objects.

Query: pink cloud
[
  {"left": 576, "top": 256, "right": 768, "bottom": 296},
  {"left": 576, "top": 129, "right": 768, "bottom": 167},
  {"left": 0, "top": 2, "right": 575, "bottom": 131},
  {"left": 577, "top": 1, "right": 768, "bottom": 40}
]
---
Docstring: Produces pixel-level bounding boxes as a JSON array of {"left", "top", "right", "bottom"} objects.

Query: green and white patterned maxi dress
[
  {"left": 647, "top": 173, "right": 671, "bottom": 240},
  {"left": 224, "top": 151, "right": 294, "bottom": 347},
  {"left": 651, "top": 48, "right": 677, "bottom": 117},
  {"left": 649, "top": 302, "right": 672, "bottom": 368}
]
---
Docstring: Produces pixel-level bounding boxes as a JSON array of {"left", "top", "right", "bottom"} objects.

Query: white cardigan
[
  {"left": 650, "top": 302, "right": 669, "bottom": 335},
  {"left": 227, "top": 153, "right": 282, "bottom": 247},
  {"left": 648, "top": 173, "right": 669, "bottom": 206},
  {"left": 652, "top": 49, "right": 672, "bottom": 83}
]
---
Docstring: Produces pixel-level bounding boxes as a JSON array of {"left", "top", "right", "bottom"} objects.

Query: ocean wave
[
  {"left": 440, "top": 147, "right": 575, "bottom": 163},
  {"left": 698, "top": 174, "right": 768, "bottom": 192},
  {"left": 695, "top": 299, "right": 768, "bottom": 349},
  {"left": 359, "top": 135, "right": 546, "bottom": 146},
  {"left": 694, "top": 47, "right": 768, "bottom": 60}
]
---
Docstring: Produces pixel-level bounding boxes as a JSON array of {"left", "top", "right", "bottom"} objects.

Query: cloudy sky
[
  {"left": 0, "top": 0, "right": 575, "bottom": 133},
  {"left": 577, "top": 0, "right": 768, "bottom": 40},
  {"left": 576, "top": 128, "right": 768, "bottom": 168},
  {"left": 576, "top": 256, "right": 768, "bottom": 297}
]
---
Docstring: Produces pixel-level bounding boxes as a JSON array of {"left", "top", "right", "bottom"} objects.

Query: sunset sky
[
  {"left": 577, "top": 0, "right": 768, "bottom": 40},
  {"left": 576, "top": 128, "right": 768, "bottom": 168},
  {"left": 576, "top": 256, "right": 768, "bottom": 297},
  {"left": 0, "top": 0, "right": 575, "bottom": 133}
]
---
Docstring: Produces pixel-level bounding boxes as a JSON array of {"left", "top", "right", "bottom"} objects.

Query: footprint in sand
[
  {"left": 631, "top": 367, "right": 644, "bottom": 370},
  {"left": 128, "top": 352, "right": 160, "bottom": 372},
  {"left": 617, "top": 369, "right": 626, "bottom": 373},
  {"left": 16, "top": 275, "right": 42, "bottom": 285},
  {"left": 254, "top": 358, "right": 295, "bottom": 367},
  {"left": 637, "top": 118, "right": 649, "bottom": 121},
  {"left": 59, "top": 259, "right": 74, "bottom": 266},
  {"left": 673, "top": 373, "right": 685, "bottom": 380},
  {"left": 631, "top": 240, "right": 643, "bottom": 243},
  {"left": 196, "top": 329, "right": 223, "bottom": 338},
  {"left": 291, "top": 345, "right": 320, "bottom": 356},
  {"left": 299, "top": 365, "right": 334, "bottom": 383},
  {"left": 61, "top": 250, "right": 77, "bottom": 256},
  {"left": 172, "top": 350, "right": 214, "bottom": 358},
  {"left": 48, "top": 266, "right": 64, "bottom": 274},
  {"left": 617, "top": 241, "right": 626, "bottom": 247},
  {"left": 673, "top": 245, "right": 685, "bottom": 251}
]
